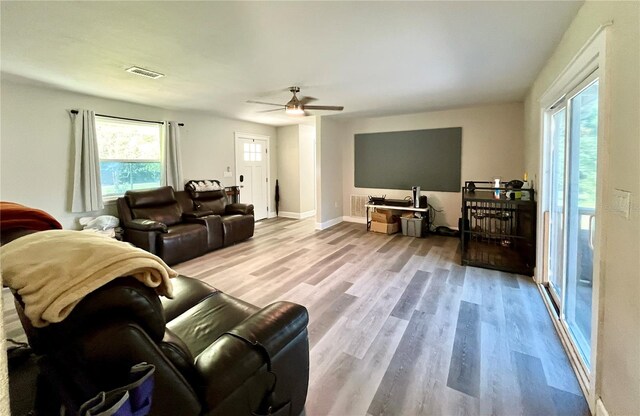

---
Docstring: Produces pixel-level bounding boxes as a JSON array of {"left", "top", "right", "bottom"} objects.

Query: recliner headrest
[
  {"left": 190, "top": 190, "right": 226, "bottom": 201},
  {"left": 126, "top": 186, "right": 176, "bottom": 208},
  {"left": 17, "top": 277, "right": 166, "bottom": 354}
]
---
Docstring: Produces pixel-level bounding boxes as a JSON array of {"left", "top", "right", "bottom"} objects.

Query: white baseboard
[
  {"left": 343, "top": 216, "right": 367, "bottom": 224},
  {"left": 278, "top": 210, "right": 316, "bottom": 220},
  {"left": 314, "top": 215, "right": 368, "bottom": 230},
  {"left": 315, "top": 216, "right": 343, "bottom": 230},
  {"left": 300, "top": 209, "right": 316, "bottom": 219},
  {"left": 596, "top": 398, "right": 609, "bottom": 416},
  {"left": 268, "top": 211, "right": 276, "bottom": 219}
]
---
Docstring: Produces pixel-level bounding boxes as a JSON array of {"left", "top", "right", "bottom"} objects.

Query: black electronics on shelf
[{"left": 460, "top": 181, "right": 536, "bottom": 276}]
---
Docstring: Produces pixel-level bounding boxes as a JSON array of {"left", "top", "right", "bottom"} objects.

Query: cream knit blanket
[{"left": 0, "top": 230, "right": 177, "bottom": 328}]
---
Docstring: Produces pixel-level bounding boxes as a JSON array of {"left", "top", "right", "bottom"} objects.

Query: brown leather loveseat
[{"left": 117, "top": 185, "right": 254, "bottom": 265}]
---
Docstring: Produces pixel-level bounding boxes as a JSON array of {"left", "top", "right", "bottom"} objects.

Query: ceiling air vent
[{"left": 125, "top": 66, "right": 164, "bottom": 79}]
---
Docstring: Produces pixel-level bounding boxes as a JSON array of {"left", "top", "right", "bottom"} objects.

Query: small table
[{"left": 365, "top": 203, "right": 430, "bottom": 231}]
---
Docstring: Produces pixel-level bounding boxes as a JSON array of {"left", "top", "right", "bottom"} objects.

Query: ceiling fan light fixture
[
  {"left": 249, "top": 86, "right": 343, "bottom": 116},
  {"left": 285, "top": 104, "right": 305, "bottom": 116}
]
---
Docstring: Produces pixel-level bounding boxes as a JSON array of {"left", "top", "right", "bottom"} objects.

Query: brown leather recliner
[
  {"left": 11, "top": 270, "right": 310, "bottom": 416},
  {"left": 184, "top": 180, "right": 255, "bottom": 248},
  {"left": 117, "top": 185, "right": 255, "bottom": 265}
]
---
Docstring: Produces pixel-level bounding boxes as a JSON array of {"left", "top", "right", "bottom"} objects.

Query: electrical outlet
[
  {"left": 223, "top": 171, "right": 232, "bottom": 178},
  {"left": 612, "top": 188, "right": 631, "bottom": 218}
]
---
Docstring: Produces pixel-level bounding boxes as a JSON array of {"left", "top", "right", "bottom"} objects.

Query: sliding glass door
[{"left": 546, "top": 74, "right": 599, "bottom": 371}]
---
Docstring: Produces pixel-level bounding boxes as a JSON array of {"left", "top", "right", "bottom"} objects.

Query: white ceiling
[{"left": 1, "top": 1, "right": 582, "bottom": 126}]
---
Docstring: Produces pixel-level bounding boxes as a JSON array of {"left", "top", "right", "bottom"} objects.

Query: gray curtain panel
[
  {"left": 162, "top": 121, "right": 183, "bottom": 189},
  {"left": 71, "top": 109, "right": 103, "bottom": 213}
]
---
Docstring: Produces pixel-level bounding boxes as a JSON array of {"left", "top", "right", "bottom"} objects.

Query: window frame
[{"left": 95, "top": 116, "right": 163, "bottom": 202}]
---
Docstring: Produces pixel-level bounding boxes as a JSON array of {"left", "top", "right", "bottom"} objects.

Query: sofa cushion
[
  {"left": 126, "top": 186, "right": 176, "bottom": 208},
  {"left": 191, "top": 190, "right": 227, "bottom": 215},
  {"left": 167, "top": 292, "right": 259, "bottom": 357},
  {"left": 132, "top": 204, "right": 183, "bottom": 227},
  {"left": 162, "top": 275, "right": 219, "bottom": 322},
  {"left": 126, "top": 187, "right": 183, "bottom": 226}
]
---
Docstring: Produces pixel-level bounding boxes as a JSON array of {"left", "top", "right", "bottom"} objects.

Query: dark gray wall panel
[{"left": 354, "top": 127, "right": 462, "bottom": 192}]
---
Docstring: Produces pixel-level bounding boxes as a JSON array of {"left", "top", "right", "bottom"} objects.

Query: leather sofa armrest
[
  {"left": 225, "top": 203, "right": 254, "bottom": 216},
  {"left": 125, "top": 219, "right": 168, "bottom": 233},
  {"left": 160, "top": 328, "right": 201, "bottom": 387},
  {"left": 80, "top": 322, "right": 202, "bottom": 416},
  {"left": 194, "top": 302, "right": 308, "bottom": 408},
  {"left": 124, "top": 228, "right": 159, "bottom": 254},
  {"left": 183, "top": 210, "right": 214, "bottom": 219}
]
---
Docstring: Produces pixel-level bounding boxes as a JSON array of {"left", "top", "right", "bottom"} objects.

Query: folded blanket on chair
[
  {"left": 0, "top": 201, "right": 63, "bottom": 231},
  {"left": 0, "top": 230, "right": 177, "bottom": 327}
]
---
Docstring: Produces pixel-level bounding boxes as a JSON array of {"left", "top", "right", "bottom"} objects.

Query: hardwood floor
[
  {"left": 175, "top": 218, "right": 589, "bottom": 416},
  {"left": 2, "top": 217, "right": 589, "bottom": 415}
]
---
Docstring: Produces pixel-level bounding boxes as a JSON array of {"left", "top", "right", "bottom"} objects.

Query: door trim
[
  {"left": 537, "top": 25, "right": 610, "bottom": 412},
  {"left": 234, "top": 132, "right": 271, "bottom": 219}
]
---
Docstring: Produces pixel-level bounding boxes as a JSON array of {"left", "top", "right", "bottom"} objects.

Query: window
[{"left": 96, "top": 117, "right": 162, "bottom": 199}]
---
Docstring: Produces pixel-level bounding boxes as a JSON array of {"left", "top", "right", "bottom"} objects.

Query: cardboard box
[
  {"left": 371, "top": 209, "right": 397, "bottom": 223},
  {"left": 370, "top": 221, "right": 400, "bottom": 234}
]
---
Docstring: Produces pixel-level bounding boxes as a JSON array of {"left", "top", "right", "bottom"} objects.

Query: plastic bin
[{"left": 401, "top": 217, "right": 424, "bottom": 237}]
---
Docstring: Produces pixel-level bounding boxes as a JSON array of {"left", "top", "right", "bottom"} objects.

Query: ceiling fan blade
[
  {"left": 246, "top": 100, "right": 284, "bottom": 107},
  {"left": 257, "top": 108, "right": 284, "bottom": 113},
  {"left": 299, "top": 96, "right": 317, "bottom": 105},
  {"left": 303, "top": 105, "right": 344, "bottom": 111}
]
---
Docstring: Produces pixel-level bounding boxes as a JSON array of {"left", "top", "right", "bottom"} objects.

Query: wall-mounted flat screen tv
[{"left": 354, "top": 127, "right": 462, "bottom": 192}]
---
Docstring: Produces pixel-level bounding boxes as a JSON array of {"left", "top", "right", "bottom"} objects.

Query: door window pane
[{"left": 243, "top": 142, "right": 262, "bottom": 162}]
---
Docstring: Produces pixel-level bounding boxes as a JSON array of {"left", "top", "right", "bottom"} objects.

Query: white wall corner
[
  {"left": 315, "top": 216, "right": 343, "bottom": 230},
  {"left": 595, "top": 398, "right": 609, "bottom": 416}
]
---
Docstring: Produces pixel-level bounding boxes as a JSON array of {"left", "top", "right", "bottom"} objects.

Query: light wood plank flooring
[
  {"left": 2, "top": 217, "right": 589, "bottom": 415},
  {"left": 175, "top": 218, "right": 589, "bottom": 416}
]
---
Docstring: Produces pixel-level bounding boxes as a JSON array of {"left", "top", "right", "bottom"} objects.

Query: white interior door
[{"left": 235, "top": 134, "right": 269, "bottom": 220}]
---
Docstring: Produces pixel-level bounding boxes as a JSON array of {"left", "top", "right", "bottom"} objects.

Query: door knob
[{"left": 239, "top": 175, "right": 244, "bottom": 182}]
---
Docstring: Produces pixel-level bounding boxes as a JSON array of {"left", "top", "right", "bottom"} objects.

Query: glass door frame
[
  {"left": 537, "top": 27, "right": 609, "bottom": 412},
  {"left": 546, "top": 105, "right": 567, "bottom": 311},
  {"left": 554, "top": 72, "right": 600, "bottom": 372}
]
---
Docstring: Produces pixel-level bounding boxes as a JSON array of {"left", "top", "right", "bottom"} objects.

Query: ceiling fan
[{"left": 247, "top": 87, "right": 344, "bottom": 116}]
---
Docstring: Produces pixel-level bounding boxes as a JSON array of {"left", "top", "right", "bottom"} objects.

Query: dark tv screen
[{"left": 354, "top": 127, "right": 462, "bottom": 192}]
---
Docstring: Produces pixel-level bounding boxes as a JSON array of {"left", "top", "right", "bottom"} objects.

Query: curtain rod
[{"left": 70, "top": 110, "right": 184, "bottom": 126}]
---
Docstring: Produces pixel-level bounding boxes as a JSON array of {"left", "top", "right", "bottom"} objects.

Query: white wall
[
  {"left": 275, "top": 125, "right": 300, "bottom": 214},
  {"left": 0, "top": 78, "right": 277, "bottom": 229},
  {"left": 298, "top": 124, "right": 316, "bottom": 214},
  {"left": 524, "top": 1, "right": 640, "bottom": 414},
  {"left": 276, "top": 123, "right": 316, "bottom": 217},
  {"left": 316, "top": 116, "right": 345, "bottom": 226},
  {"left": 340, "top": 103, "right": 525, "bottom": 228}
]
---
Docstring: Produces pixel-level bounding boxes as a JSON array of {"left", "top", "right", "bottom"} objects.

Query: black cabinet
[{"left": 460, "top": 181, "right": 536, "bottom": 276}]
